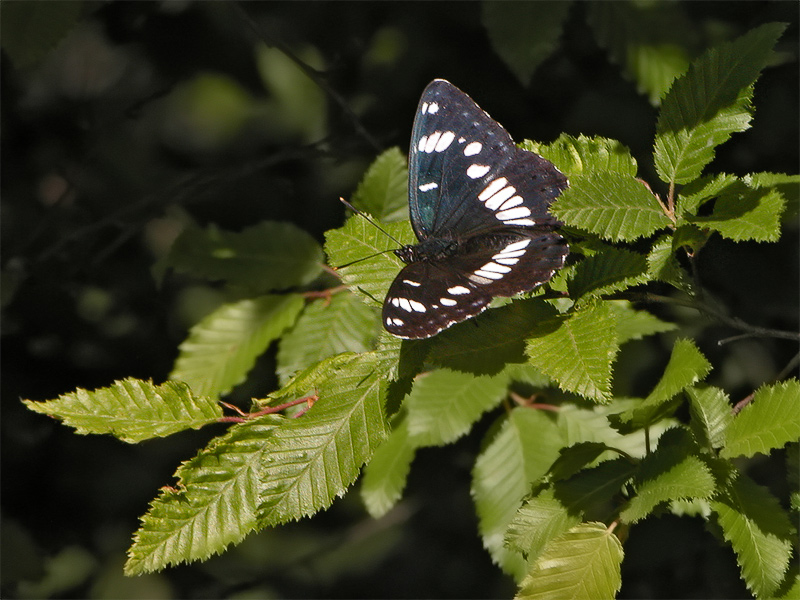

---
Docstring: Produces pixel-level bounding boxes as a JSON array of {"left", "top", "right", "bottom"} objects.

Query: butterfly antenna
[{"left": 340, "top": 198, "right": 404, "bottom": 247}]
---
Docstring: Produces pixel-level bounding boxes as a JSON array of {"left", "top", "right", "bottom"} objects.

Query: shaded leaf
[
  {"left": 350, "top": 147, "right": 409, "bottom": 223},
  {"left": 23, "top": 378, "right": 222, "bottom": 443},
  {"left": 686, "top": 384, "right": 733, "bottom": 450},
  {"left": 360, "top": 415, "right": 416, "bottom": 518},
  {"left": 567, "top": 248, "right": 649, "bottom": 301},
  {"left": 170, "top": 295, "right": 305, "bottom": 398},
  {"left": 0, "top": 0, "right": 83, "bottom": 69},
  {"left": 523, "top": 134, "right": 638, "bottom": 177},
  {"left": 689, "top": 185, "right": 785, "bottom": 242},
  {"left": 606, "top": 300, "right": 677, "bottom": 344}
]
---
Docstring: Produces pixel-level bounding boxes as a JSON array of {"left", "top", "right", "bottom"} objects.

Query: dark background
[{"left": 2, "top": 2, "right": 797, "bottom": 598}]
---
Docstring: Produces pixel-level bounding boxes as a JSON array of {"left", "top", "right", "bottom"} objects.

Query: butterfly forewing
[{"left": 382, "top": 79, "right": 569, "bottom": 339}]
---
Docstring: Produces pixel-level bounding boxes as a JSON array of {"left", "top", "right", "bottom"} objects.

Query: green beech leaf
[
  {"left": 505, "top": 488, "right": 582, "bottom": 562},
  {"left": 360, "top": 415, "right": 416, "bottom": 518},
  {"left": 745, "top": 172, "right": 800, "bottom": 222},
  {"left": 163, "top": 221, "right": 323, "bottom": 294},
  {"left": 405, "top": 369, "right": 507, "bottom": 447},
  {"left": 516, "top": 522, "right": 624, "bottom": 600},
  {"left": 620, "top": 428, "right": 714, "bottom": 523},
  {"left": 482, "top": 1, "right": 570, "bottom": 87},
  {"left": 688, "top": 185, "right": 785, "bottom": 242},
  {"left": 473, "top": 408, "right": 565, "bottom": 579},
  {"left": 586, "top": 2, "right": 696, "bottom": 105},
  {"left": 712, "top": 472, "right": 795, "bottom": 598},
  {"left": 257, "top": 353, "right": 389, "bottom": 525},
  {"left": 350, "top": 147, "right": 409, "bottom": 223},
  {"left": 325, "top": 216, "right": 415, "bottom": 304},
  {"left": 125, "top": 415, "right": 283, "bottom": 574},
  {"left": 722, "top": 379, "right": 800, "bottom": 459},
  {"left": 23, "top": 378, "right": 222, "bottom": 443},
  {"left": 646, "top": 235, "right": 695, "bottom": 293},
  {"left": 607, "top": 300, "right": 677, "bottom": 344},
  {"left": 526, "top": 303, "right": 619, "bottom": 402},
  {"left": 523, "top": 134, "right": 638, "bottom": 177},
  {"left": 567, "top": 248, "right": 649, "bottom": 301},
  {"left": 676, "top": 173, "right": 739, "bottom": 218},
  {"left": 170, "top": 295, "right": 305, "bottom": 398},
  {"left": 277, "top": 292, "right": 379, "bottom": 384},
  {"left": 551, "top": 173, "right": 671, "bottom": 241},
  {"left": 686, "top": 385, "right": 733, "bottom": 450},
  {"left": 654, "top": 23, "right": 787, "bottom": 184},
  {"left": 428, "top": 299, "right": 559, "bottom": 375}
]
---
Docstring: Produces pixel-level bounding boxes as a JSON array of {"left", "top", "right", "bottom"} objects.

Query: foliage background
[{"left": 2, "top": 1, "right": 797, "bottom": 598}]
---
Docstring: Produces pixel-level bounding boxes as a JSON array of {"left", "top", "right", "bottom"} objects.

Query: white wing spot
[
  {"left": 494, "top": 249, "right": 526, "bottom": 260},
  {"left": 409, "top": 300, "right": 427, "bottom": 313},
  {"left": 467, "top": 164, "right": 491, "bottom": 179},
  {"left": 463, "top": 142, "right": 482, "bottom": 156},
  {"left": 468, "top": 273, "right": 493, "bottom": 285},
  {"left": 485, "top": 186, "right": 517, "bottom": 210},
  {"left": 420, "top": 102, "right": 429, "bottom": 114},
  {"left": 447, "top": 286, "right": 470, "bottom": 295},
  {"left": 480, "top": 262, "right": 511, "bottom": 274},
  {"left": 495, "top": 257, "right": 520, "bottom": 265},
  {"left": 435, "top": 131, "right": 456, "bottom": 152},
  {"left": 504, "top": 218, "right": 537, "bottom": 226},
  {"left": 474, "top": 269, "right": 504, "bottom": 280},
  {"left": 402, "top": 279, "right": 421, "bottom": 287},
  {"left": 458, "top": 137, "right": 466, "bottom": 143},
  {"left": 478, "top": 178, "right": 508, "bottom": 201},
  {"left": 498, "top": 195, "right": 523, "bottom": 210},
  {"left": 440, "top": 298, "right": 457, "bottom": 306},
  {"left": 496, "top": 206, "right": 532, "bottom": 221},
  {"left": 424, "top": 131, "right": 442, "bottom": 153},
  {"left": 389, "top": 317, "right": 404, "bottom": 326},
  {"left": 417, "top": 135, "right": 428, "bottom": 151},
  {"left": 418, "top": 182, "right": 439, "bottom": 192},
  {"left": 390, "top": 297, "right": 401, "bottom": 307},
  {"left": 398, "top": 298, "right": 413, "bottom": 312},
  {"left": 427, "top": 102, "right": 439, "bottom": 114},
  {"left": 504, "top": 239, "right": 532, "bottom": 252}
]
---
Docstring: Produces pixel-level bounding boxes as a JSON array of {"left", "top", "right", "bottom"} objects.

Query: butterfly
[{"left": 382, "top": 79, "right": 569, "bottom": 339}]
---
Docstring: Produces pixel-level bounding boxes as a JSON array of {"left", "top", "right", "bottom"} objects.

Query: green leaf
[
  {"left": 586, "top": 2, "right": 694, "bottom": 105},
  {"left": 505, "top": 488, "right": 582, "bottom": 561},
  {"left": 515, "top": 522, "right": 623, "bottom": 600},
  {"left": 745, "top": 172, "right": 800, "bottom": 222},
  {"left": 526, "top": 302, "right": 619, "bottom": 402},
  {"left": 0, "top": 0, "right": 83, "bottom": 69},
  {"left": 473, "top": 408, "right": 565, "bottom": 579},
  {"left": 482, "top": 1, "right": 571, "bottom": 87},
  {"left": 646, "top": 235, "right": 694, "bottom": 293},
  {"left": 125, "top": 415, "right": 283, "bottom": 574},
  {"left": 609, "top": 339, "right": 710, "bottom": 433},
  {"left": 350, "top": 147, "right": 409, "bottom": 223},
  {"left": 688, "top": 185, "right": 785, "bottom": 242},
  {"left": 523, "top": 134, "right": 638, "bottom": 177},
  {"left": 722, "top": 379, "right": 800, "bottom": 459},
  {"left": 164, "top": 221, "right": 323, "bottom": 294},
  {"left": 676, "top": 173, "right": 739, "bottom": 218},
  {"left": 654, "top": 23, "right": 787, "bottom": 184},
  {"left": 551, "top": 173, "right": 671, "bottom": 241},
  {"left": 325, "top": 216, "right": 415, "bottom": 304},
  {"left": 360, "top": 415, "right": 416, "bottom": 518},
  {"left": 257, "top": 353, "right": 389, "bottom": 525},
  {"left": 277, "top": 292, "right": 379, "bottom": 385},
  {"left": 686, "top": 384, "right": 733, "bottom": 450},
  {"left": 428, "top": 299, "right": 559, "bottom": 375},
  {"left": 567, "top": 248, "right": 649, "bottom": 301},
  {"left": 170, "top": 295, "right": 304, "bottom": 398},
  {"left": 606, "top": 300, "right": 677, "bottom": 344},
  {"left": 23, "top": 378, "right": 222, "bottom": 443},
  {"left": 406, "top": 369, "right": 507, "bottom": 447},
  {"left": 620, "top": 428, "right": 715, "bottom": 523},
  {"left": 712, "top": 472, "right": 795, "bottom": 598}
]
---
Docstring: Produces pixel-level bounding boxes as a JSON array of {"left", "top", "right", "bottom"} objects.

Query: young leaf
[
  {"left": 654, "top": 23, "right": 787, "bottom": 184},
  {"left": 428, "top": 299, "right": 559, "bottom": 375},
  {"left": 350, "top": 147, "right": 409, "bottom": 223},
  {"left": 23, "top": 378, "right": 223, "bottom": 443},
  {"left": 482, "top": 1, "right": 570, "bottom": 87},
  {"left": 550, "top": 172, "right": 672, "bottom": 241},
  {"left": 324, "top": 216, "right": 415, "bottom": 303},
  {"left": 516, "top": 522, "right": 623, "bottom": 600},
  {"left": 567, "top": 247, "right": 649, "bottom": 301},
  {"left": 526, "top": 302, "right": 619, "bottom": 402},
  {"left": 523, "top": 135, "right": 638, "bottom": 177},
  {"left": 620, "top": 428, "right": 714, "bottom": 523},
  {"left": 721, "top": 379, "right": 800, "bottom": 459},
  {"left": 125, "top": 415, "right": 283, "bottom": 574},
  {"left": 170, "top": 294, "right": 305, "bottom": 398},
  {"left": 277, "top": 292, "right": 379, "bottom": 385},
  {"left": 712, "top": 472, "right": 795, "bottom": 598},
  {"left": 164, "top": 221, "right": 324, "bottom": 294},
  {"left": 360, "top": 415, "right": 416, "bottom": 519},
  {"left": 688, "top": 185, "right": 785, "bottom": 242},
  {"left": 686, "top": 384, "right": 733, "bottom": 450},
  {"left": 257, "top": 353, "right": 389, "bottom": 526},
  {"left": 405, "top": 369, "right": 507, "bottom": 447},
  {"left": 472, "top": 408, "right": 565, "bottom": 579},
  {"left": 586, "top": 1, "right": 694, "bottom": 105}
]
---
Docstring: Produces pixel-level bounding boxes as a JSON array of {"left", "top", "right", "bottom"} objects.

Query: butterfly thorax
[{"left": 395, "top": 238, "right": 457, "bottom": 264}]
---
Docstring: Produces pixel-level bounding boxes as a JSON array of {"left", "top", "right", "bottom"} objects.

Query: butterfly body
[{"left": 382, "top": 79, "right": 569, "bottom": 339}]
